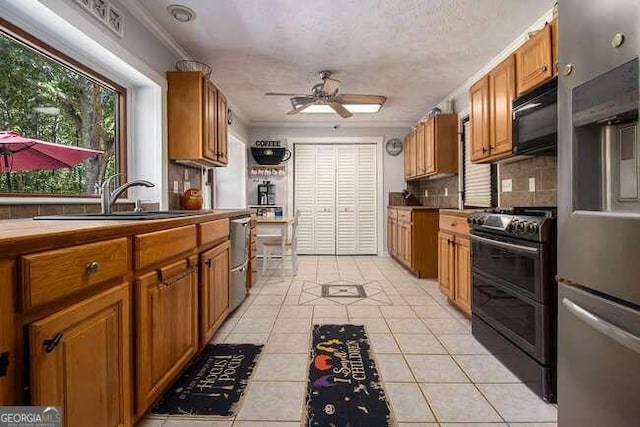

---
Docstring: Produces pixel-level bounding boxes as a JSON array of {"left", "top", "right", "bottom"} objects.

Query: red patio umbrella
[{"left": 0, "top": 131, "right": 103, "bottom": 191}]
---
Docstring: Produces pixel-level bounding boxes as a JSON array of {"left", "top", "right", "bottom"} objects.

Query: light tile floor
[{"left": 140, "top": 256, "right": 557, "bottom": 427}]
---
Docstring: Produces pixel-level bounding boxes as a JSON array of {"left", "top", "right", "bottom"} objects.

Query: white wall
[{"left": 248, "top": 125, "right": 409, "bottom": 250}]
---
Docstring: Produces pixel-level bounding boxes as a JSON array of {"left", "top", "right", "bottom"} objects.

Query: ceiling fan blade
[
  {"left": 329, "top": 102, "right": 353, "bottom": 118},
  {"left": 321, "top": 77, "right": 341, "bottom": 95},
  {"left": 286, "top": 101, "right": 315, "bottom": 115},
  {"left": 265, "top": 92, "right": 310, "bottom": 96},
  {"left": 338, "top": 94, "right": 387, "bottom": 105}
]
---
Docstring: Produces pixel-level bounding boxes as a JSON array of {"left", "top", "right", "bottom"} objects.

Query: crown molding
[
  {"left": 434, "top": 8, "right": 554, "bottom": 111},
  {"left": 248, "top": 120, "right": 413, "bottom": 129},
  {"left": 119, "top": 1, "right": 192, "bottom": 61}
]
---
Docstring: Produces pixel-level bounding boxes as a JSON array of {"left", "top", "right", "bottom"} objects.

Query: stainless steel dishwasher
[{"left": 229, "top": 216, "right": 250, "bottom": 311}]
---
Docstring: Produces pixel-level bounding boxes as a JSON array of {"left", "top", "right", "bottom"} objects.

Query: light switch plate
[
  {"left": 529, "top": 177, "right": 536, "bottom": 192},
  {"left": 502, "top": 179, "right": 513, "bottom": 192},
  {"left": 424, "top": 189, "right": 428, "bottom": 197},
  {"left": 184, "top": 169, "right": 189, "bottom": 181},
  {"left": 444, "top": 187, "right": 449, "bottom": 196},
  {"left": 173, "top": 181, "right": 179, "bottom": 193}
]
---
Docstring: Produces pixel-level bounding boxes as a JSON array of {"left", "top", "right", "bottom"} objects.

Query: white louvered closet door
[
  {"left": 294, "top": 145, "right": 316, "bottom": 254},
  {"left": 336, "top": 146, "right": 358, "bottom": 255},
  {"left": 294, "top": 144, "right": 377, "bottom": 255},
  {"left": 355, "top": 145, "right": 378, "bottom": 254}
]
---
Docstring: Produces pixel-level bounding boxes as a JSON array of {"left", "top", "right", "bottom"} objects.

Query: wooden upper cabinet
[
  {"left": 167, "top": 71, "right": 228, "bottom": 167},
  {"left": 29, "top": 283, "right": 131, "bottom": 427},
  {"left": 424, "top": 118, "right": 435, "bottom": 174},
  {"left": 515, "top": 23, "right": 553, "bottom": 96},
  {"left": 404, "top": 131, "right": 417, "bottom": 179},
  {"left": 416, "top": 123, "right": 426, "bottom": 176},
  {"left": 403, "top": 135, "right": 412, "bottom": 180},
  {"left": 216, "top": 91, "right": 229, "bottom": 165},
  {"left": 200, "top": 241, "right": 230, "bottom": 346},
  {"left": 550, "top": 18, "right": 559, "bottom": 76},
  {"left": 489, "top": 55, "right": 516, "bottom": 158},
  {"left": 470, "top": 76, "right": 490, "bottom": 162}
]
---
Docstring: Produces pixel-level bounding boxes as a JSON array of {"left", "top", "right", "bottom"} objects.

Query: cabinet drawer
[
  {"left": 388, "top": 208, "right": 397, "bottom": 219},
  {"left": 134, "top": 225, "right": 197, "bottom": 271},
  {"left": 198, "top": 219, "right": 229, "bottom": 247},
  {"left": 439, "top": 214, "right": 470, "bottom": 235},
  {"left": 398, "top": 210, "right": 412, "bottom": 223},
  {"left": 21, "top": 238, "right": 128, "bottom": 310}
]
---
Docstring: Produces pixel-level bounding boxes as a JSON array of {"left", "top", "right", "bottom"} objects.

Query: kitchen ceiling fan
[{"left": 265, "top": 71, "right": 386, "bottom": 118}]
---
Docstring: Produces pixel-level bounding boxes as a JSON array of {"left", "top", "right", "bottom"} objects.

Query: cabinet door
[
  {"left": 489, "top": 55, "right": 515, "bottom": 157},
  {"left": 403, "top": 135, "right": 412, "bottom": 180},
  {"left": 203, "top": 81, "right": 218, "bottom": 161},
  {"left": 416, "top": 123, "right": 426, "bottom": 176},
  {"left": 515, "top": 24, "right": 553, "bottom": 96},
  {"left": 424, "top": 117, "right": 435, "bottom": 174},
  {"left": 469, "top": 76, "right": 490, "bottom": 161},
  {"left": 136, "top": 257, "right": 198, "bottom": 415},
  {"left": 200, "top": 241, "right": 231, "bottom": 346},
  {"left": 438, "top": 232, "right": 454, "bottom": 297},
  {"left": 29, "top": 283, "right": 131, "bottom": 427},
  {"left": 217, "top": 91, "right": 229, "bottom": 165},
  {"left": 454, "top": 237, "right": 471, "bottom": 315}
]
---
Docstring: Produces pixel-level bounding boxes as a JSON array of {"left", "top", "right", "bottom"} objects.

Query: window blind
[{"left": 463, "top": 120, "right": 493, "bottom": 207}]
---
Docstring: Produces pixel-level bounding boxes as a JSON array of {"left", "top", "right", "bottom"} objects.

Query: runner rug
[
  {"left": 151, "top": 343, "right": 262, "bottom": 417},
  {"left": 306, "top": 324, "right": 395, "bottom": 427}
]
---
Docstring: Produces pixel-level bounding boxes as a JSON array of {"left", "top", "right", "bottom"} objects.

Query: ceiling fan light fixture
[
  {"left": 299, "top": 104, "right": 383, "bottom": 114},
  {"left": 168, "top": 5, "right": 196, "bottom": 23}
]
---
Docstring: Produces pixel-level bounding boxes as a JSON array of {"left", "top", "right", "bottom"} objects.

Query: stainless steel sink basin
[{"left": 34, "top": 210, "right": 213, "bottom": 221}]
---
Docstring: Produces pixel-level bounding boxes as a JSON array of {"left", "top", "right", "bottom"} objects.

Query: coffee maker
[{"left": 257, "top": 181, "right": 275, "bottom": 205}]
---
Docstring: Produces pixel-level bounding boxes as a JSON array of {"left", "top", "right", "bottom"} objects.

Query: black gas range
[{"left": 468, "top": 207, "right": 557, "bottom": 403}]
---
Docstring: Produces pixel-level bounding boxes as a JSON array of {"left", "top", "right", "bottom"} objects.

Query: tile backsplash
[
  {"left": 406, "top": 175, "right": 459, "bottom": 208},
  {"left": 0, "top": 201, "right": 160, "bottom": 219},
  {"left": 499, "top": 156, "right": 557, "bottom": 207},
  {"left": 167, "top": 161, "right": 203, "bottom": 210}
]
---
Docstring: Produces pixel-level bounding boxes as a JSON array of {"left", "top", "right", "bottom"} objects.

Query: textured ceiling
[{"left": 137, "top": 0, "right": 553, "bottom": 125}]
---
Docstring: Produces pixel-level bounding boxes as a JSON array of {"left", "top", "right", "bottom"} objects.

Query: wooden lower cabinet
[
  {"left": 29, "top": 282, "right": 131, "bottom": 427},
  {"left": 387, "top": 207, "right": 438, "bottom": 278},
  {"left": 135, "top": 256, "right": 199, "bottom": 416},
  {"left": 200, "top": 240, "right": 231, "bottom": 346},
  {"left": 438, "top": 213, "right": 472, "bottom": 315}
]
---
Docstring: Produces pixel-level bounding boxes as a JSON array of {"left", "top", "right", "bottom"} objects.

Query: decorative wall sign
[
  {"left": 74, "top": 0, "right": 124, "bottom": 37},
  {"left": 254, "top": 139, "right": 282, "bottom": 147}
]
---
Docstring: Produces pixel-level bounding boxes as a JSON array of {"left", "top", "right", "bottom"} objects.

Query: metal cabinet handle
[
  {"left": 562, "top": 298, "right": 640, "bottom": 354},
  {"left": 86, "top": 261, "right": 100, "bottom": 274},
  {"left": 469, "top": 234, "right": 539, "bottom": 254},
  {"left": 43, "top": 332, "right": 64, "bottom": 353}
]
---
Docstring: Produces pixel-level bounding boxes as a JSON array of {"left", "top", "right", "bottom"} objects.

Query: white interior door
[{"left": 294, "top": 144, "right": 377, "bottom": 255}]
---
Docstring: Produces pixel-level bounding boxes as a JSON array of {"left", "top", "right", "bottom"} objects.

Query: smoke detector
[{"left": 167, "top": 5, "right": 196, "bottom": 23}]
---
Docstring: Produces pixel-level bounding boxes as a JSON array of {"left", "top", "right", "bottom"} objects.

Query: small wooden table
[{"left": 256, "top": 217, "right": 295, "bottom": 277}]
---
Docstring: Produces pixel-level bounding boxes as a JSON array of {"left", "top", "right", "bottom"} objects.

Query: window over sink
[{"left": 0, "top": 19, "right": 127, "bottom": 197}]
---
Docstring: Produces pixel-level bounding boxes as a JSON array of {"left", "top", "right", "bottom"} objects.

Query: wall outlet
[
  {"left": 529, "top": 177, "right": 536, "bottom": 192},
  {"left": 444, "top": 187, "right": 449, "bottom": 196},
  {"left": 184, "top": 181, "right": 191, "bottom": 192},
  {"left": 173, "top": 181, "right": 179, "bottom": 193},
  {"left": 424, "top": 189, "right": 429, "bottom": 197},
  {"left": 502, "top": 179, "right": 513, "bottom": 192}
]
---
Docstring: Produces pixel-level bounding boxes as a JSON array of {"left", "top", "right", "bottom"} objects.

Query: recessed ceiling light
[
  {"left": 167, "top": 5, "right": 196, "bottom": 23},
  {"left": 300, "top": 104, "right": 382, "bottom": 114}
]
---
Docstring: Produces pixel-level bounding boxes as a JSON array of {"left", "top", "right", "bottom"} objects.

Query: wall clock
[{"left": 385, "top": 138, "right": 403, "bottom": 156}]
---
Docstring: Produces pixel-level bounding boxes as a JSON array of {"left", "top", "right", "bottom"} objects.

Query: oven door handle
[
  {"left": 470, "top": 234, "right": 540, "bottom": 254},
  {"left": 563, "top": 298, "right": 640, "bottom": 355}
]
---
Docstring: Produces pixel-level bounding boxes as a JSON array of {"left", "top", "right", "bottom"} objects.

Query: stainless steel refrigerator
[{"left": 558, "top": 1, "right": 640, "bottom": 426}]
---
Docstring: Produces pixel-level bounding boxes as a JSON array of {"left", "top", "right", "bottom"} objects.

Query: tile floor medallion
[
  {"left": 300, "top": 279, "right": 392, "bottom": 305},
  {"left": 140, "top": 255, "right": 558, "bottom": 427}
]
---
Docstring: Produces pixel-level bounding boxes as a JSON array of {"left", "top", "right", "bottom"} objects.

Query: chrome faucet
[{"left": 101, "top": 174, "right": 155, "bottom": 214}]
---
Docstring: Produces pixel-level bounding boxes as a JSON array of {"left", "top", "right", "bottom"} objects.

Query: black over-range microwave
[{"left": 512, "top": 77, "right": 557, "bottom": 155}]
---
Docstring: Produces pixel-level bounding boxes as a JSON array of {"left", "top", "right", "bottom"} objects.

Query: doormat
[
  {"left": 151, "top": 343, "right": 262, "bottom": 417},
  {"left": 306, "top": 324, "right": 395, "bottom": 427}
]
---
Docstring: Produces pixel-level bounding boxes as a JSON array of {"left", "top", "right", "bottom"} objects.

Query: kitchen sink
[{"left": 34, "top": 210, "right": 213, "bottom": 221}]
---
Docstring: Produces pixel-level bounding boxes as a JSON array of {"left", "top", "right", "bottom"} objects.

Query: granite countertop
[
  {"left": 0, "top": 209, "right": 250, "bottom": 257},
  {"left": 387, "top": 205, "right": 440, "bottom": 211}
]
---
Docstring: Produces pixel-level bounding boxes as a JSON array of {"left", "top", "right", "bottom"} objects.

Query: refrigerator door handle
[
  {"left": 231, "top": 261, "right": 248, "bottom": 273},
  {"left": 562, "top": 297, "right": 640, "bottom": 354}
]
